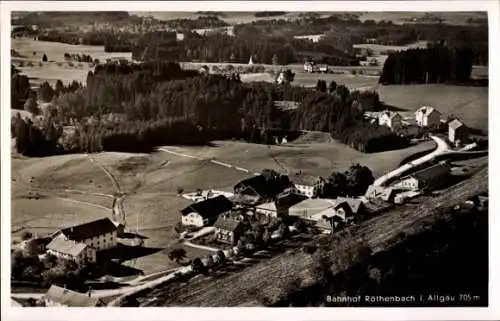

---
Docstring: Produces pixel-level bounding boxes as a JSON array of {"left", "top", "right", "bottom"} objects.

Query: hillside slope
[{"left": 141, "top": 164, "right": 487, "bottom": 306}]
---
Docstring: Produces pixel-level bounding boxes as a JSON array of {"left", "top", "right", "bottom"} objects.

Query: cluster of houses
[
  {"left": 365, "top": 106, "right": 470, "bottom": 146},
  {"left": 303, "top": 61, "right": 329, "bottom": 73},
  {"left": 20, "top": 218, "right": 123, "bottom": 266},
  {"left": 365, "top": 162, "right": 453, "bottom": 204},
  {"left": 179, "top": 173, "right": 368, "bottom": 244}
]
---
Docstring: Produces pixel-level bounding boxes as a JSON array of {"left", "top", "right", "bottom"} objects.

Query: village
[{"left": 11, "top": 107, "right": 488, "bottom": 307}]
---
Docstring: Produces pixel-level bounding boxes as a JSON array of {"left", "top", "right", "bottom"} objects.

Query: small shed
[{"left": 448, "top": 119, "right": 468, "bottom": 144}]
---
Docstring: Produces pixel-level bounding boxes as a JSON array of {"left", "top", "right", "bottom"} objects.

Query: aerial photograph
[{"left": 9, "top": 10, "right": 488, "bottom": 308}]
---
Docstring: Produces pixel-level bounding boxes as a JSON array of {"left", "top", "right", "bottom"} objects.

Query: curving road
[
  {"left": 373, "top": 136, "right": 450, "bottom": 187},
  {"left": 373, "top": 136, "right": 488, "bottom": 187}
]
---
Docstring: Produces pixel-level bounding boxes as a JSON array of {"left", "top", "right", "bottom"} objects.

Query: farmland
[
  {"left": 11, "top": 38, "right": 132, "bottom": 86},
  {"left": 11, "top": 136, "right": 436, "bottom": 275}
]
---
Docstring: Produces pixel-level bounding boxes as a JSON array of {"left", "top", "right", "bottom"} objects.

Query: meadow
[
  {"left": 11, "top": 135, "right": 437, "bottom": 274},
  {"left": 11, "top": 38, "right": 132, "bottom": 86}
]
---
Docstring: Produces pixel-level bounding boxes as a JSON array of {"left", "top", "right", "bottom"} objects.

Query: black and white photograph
[{"left": 1, "top": 1, "right": 498, "bottom": 320}]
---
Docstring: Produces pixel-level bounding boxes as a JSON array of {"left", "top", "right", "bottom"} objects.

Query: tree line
[
  {"left": 379, "top": 45, "right": 476, "bottom": 85},
  {"left": 13, "top": 61, "right": 405, "bottom": 157}
]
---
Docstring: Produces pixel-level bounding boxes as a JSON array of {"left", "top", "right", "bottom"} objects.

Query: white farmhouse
[
  {"left": 293, "top": 176, "right": 325, "bottom": 198},
  {"left": 180, "top": 195, "right": 233, "bottom": 227},
  {"left": 378, "top": 111, "right": 402, "bottom": 131},
  {"left": 44, "top": 285, "right": 105, "bottom": 307},
  {"left": 51, "top": 218, "right": 118, "bottom": 252},
  {"left": 46, "top": 237, "right": 97, "bottom": 264},
  {"left": 415, "top": 106, "right": 441, "bottom": 127},
  {"left": 393, "top": 163, "right": 451, "bottom": 191}
]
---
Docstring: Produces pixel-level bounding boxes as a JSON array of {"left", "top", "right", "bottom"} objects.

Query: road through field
[
  {"left": 157, "top": 147, "right": 261, "bottom": 176},
  {"left": 86, "top": 154, "right": 127, "bottom": 225},
  {"left": 373, "top": 136, "right": 449, "bottom": 186}
]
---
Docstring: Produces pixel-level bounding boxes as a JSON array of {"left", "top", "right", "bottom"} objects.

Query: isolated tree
[
  {"left": 335, "top": 84, "right": 350, "bottom": 102},
  {"left": 262, "top": 228, "right": 271, "bottom": 247},
  {"left": 54, "top": 79, "right": 65, "bottom": 96},
  {"left": 316, "top": 79, "right": 327, "bottom": 92},
  {"left": 24, "top": 91, "right": 39, "bottom": 115},
  {"left": 42, "top": 53, "right": 48, "bottom": 62},
  {"left": 283, "top": 69, "right": 295, "bottom": 83},
  {"left": 272, "top": 54, "right": 279, "bottom": 65},
  {"left": 321, "top": 171, "right": 347, "bottom": 198},
  {"left": 328, "top": 80, "right": 338, "bottom": 94},
  {"left": 344, "top": 163, "right": 374, "bottom": 196},
  {"left": 190, "top": 257, "right": 206, "bottom": 275},
  {"left": 14, "top": 115, "right": 29, "bottom": 154},
  {"left": 215, "top": 250, "right": 226, "bottom": 265},
  {"left": 38, "top": 81, "right": 55, "bottom": 102},
  {"left": 204, "top": 254, "right": 214, "bottom": 268},
  {"left": 21, "top": 231, "right": 33, "bottom": 241},
  {"left": 42, "top": 253, "right": 58, "bottom": 268},
  {"left": 168, "top": 248, "right": 187, "bottom": 264}
]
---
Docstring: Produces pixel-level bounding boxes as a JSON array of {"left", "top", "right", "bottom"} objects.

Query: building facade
[
  {"left": 44, "top": 285, "right": 105, "bottom": 307},
  {"left": 52, "top": 218, "right": 118, "bottom": 253},
  {"left": 415, "top": 106, "right": 441, "bottom": 127},
  {"left": 378, "top": 111, "right": 402, "bottom": 131},
  {"left": 448, "top": 119, "right": 468, "bottom": 144},
  {"left": 213, "top": 214, "right": 245, "bottom": 244},
  {"left": 47, "top": 238, "right": 97, "bottom": 264},
  {"left": 180, "top": 195, "right": 234, "bottom": 227}
]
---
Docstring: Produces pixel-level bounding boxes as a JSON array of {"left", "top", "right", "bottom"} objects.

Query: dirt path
[
  {"left": 86, "top": 154, "right": 126, "bottom": 225},
  {"left": 157, "top": 147, "right": 260, "bottom": 176}
]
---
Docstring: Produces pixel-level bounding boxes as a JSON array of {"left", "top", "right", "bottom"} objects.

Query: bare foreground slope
[{"left": 125, "top": 164, "right": 488, "bottom": 307}]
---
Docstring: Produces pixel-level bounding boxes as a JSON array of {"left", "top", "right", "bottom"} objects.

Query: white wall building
[
  {"left": 46, "top": 238, "right": 97, "bottom": 264},
  {"left": 378, "top": 111, "right": 402, "bottom": 131},
  {"left": 52, "top": 218, "right": 118, "bottom": 253},
  {"left": 415, "top": 106, "right": 441, "bottom": 127},
  {"left": 44, "top": 285, "right": 105, "bottom": 307}
]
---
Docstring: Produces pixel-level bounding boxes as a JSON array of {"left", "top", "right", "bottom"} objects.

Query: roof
[
  {"left": 276, "top": 193, "right": 309, "bottom": 209},
  {"left": 47, "top": 237, "right": 88, "bottom": 257},
  {"left": 255, "top": 202, "right": 277, "bottom": 212},
  {"left": 230, "top": 193, "right": 261, "bottom": 205},
  {"left": 312, "top": 201, "right": 352, "bottom": 220},
  {"left": 336, "top": 197, "right": 364, "bottom": 214},
  {"left": 45, "top": 285, "right": 104, "bottom": 307},
  {"left": 289, "top": 198, "right": 338, "bottom": 218},
  {"left": 11, "top": 298, "right": 23, "bottom": 307},
  {"left": 292, "top": 174, "right": 324, "bottom": 186},
  {"left": 408, "top": 163, "right": 450, "bottom": 185},
  {"left": 180, "top": 195, "right": 233, "bottom": 219},
  {"left": 234, "top": 175, "right": 292, "bottom": 199},
  {"left": 449, "top": 119, "right": 465, "bottom": 130},
  {"left": 380, "top": 110, "right": 400, "bottom": 120},
  {"left": 213, "top": 216, "right": 244, "bottom": 232},
  {"left": 60, "top": 218, "right": 117, "bottom": 242}
]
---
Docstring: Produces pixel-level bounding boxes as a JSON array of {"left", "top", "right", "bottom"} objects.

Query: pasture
[
  {"left": 11, "top": 38, "right": 132, "bottom": 86},
  {"left": 358, "top": 12, "right": 487, "bottom": 26},
  {"left": 240, "top": 72, "right": 380, "bottom": 90}
]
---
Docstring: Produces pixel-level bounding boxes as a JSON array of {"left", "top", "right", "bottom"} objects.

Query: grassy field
[
  {"left": 130, "top": 11, "right": 307, "bottom": 25},
  {"left": 358, "top": 12, "right": 487, "bottom": 26},
  {"left": 11, "top": 135, "right": 438, "bottom": 274},
  {"left": 378, "top": 84, "right": 488, "bottom": 131},
  {"left": 240, "top": 72, "right": 379, "bottom": 90},
  {"left": 11, "top": 38, "right": 132, "bottom": 87}
]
